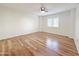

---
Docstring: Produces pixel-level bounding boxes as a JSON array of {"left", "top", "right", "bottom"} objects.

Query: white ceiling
[{"left": 0, "top": 3, "right": 78, "bottom": 16}]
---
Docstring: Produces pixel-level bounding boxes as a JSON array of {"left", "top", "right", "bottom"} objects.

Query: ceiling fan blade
[{"left": 45, "top": 10, "right": 48, "bottom": 12}]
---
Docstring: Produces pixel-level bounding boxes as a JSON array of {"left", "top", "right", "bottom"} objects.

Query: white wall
[
  {"left": 0, "top": 6, "right": 39, "bottom": 40},
  {"left": 74, "top": 6, "right": 79, "bottom": 53},
  {"left": 39, "top": 9, "right": 75, "bottom": 38}
]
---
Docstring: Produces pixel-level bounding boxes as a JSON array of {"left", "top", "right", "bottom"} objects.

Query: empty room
[{"left": 0, "top": 3, "right": 79, "bottom": 56}]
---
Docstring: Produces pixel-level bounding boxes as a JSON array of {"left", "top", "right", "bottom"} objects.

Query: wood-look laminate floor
[{"left": 0, "top": 32, "right": 78, "bottom": 56}]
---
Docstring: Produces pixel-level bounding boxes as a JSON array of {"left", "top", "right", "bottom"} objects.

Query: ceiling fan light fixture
[
  {"left": 40, "top": 4, "right": 48, "bottom": 13},
  {"left": 41, "top": 11, "right": 45, "bottom": 12},
  {"left": 41, "top": 7, "right": 45, "bottom": 12}
]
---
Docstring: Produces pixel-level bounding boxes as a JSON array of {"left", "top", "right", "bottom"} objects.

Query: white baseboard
[
  {"left": 74, "top": 38, "right": 79, "bottom": 54},
  {"left": 0, "top": 31, "right": 38, "bottom": 40}
]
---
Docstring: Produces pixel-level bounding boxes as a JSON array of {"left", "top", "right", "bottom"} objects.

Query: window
[{"left": 47, "top": 17, "right": 59, "bottom": 27}]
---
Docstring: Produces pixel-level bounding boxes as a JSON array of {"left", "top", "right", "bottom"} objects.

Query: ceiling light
[{"left": 40, "top": 4, "right": 48, "bottom": 12}]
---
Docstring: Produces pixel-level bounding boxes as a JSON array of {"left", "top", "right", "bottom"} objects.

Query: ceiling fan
[{"left": 40, "top": 4, "right": 48, "bottom": 12}]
